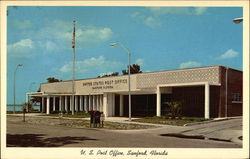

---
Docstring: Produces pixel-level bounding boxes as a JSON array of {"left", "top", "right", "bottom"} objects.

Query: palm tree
[
  {"left": 164, "top": 101, "right": 182, "bottom": 119},
  {"left": 122, "top": 64, "right": 142, "bottom": 75}
]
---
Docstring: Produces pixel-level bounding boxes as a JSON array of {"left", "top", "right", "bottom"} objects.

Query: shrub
[
  {"left": 21, "top": 102, "right": 33, "bottom": 112},
  {"left": 164, "top": 101, "right": 182, "bottom": 119},
  {"left": 51, "top": 110, "right": 59, "bottom": 114}
]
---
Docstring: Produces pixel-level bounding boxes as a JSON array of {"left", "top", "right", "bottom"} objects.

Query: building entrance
[
  {"left": 121, "top": 94, "right": 153, "bottom": 117},
  {"left": 115, "top": 95, "right": 120, "bottom": 116}
]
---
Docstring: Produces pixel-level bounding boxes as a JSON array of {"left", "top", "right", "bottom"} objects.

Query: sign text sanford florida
[{"left": 82, "top": 79, "right": 127, "bottom": 90}]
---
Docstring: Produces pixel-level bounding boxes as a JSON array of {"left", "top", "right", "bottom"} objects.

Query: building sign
[{"left": 82, "top": 79, "right": 127, "bottom": 90}]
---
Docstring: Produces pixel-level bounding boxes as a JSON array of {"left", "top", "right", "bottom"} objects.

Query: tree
[
  {"left": 30, "top": 77, "right": 61, "bottom": 106},
  {"left": 22, "top": 102, "right": 33, "bottom": 112},
  {"left": 7, "top": 6, "right": 18, "bottom": 16},
  {"left": 30, "top": 87, "right": 41, "bottom": 107},
  {"left": 97, "top": 72, "right": 119, "bottom": 78},
  {"left": 46, "top": 77, "right": 61, "bottom": 83},
  {"left": 122, "top": 64, "right": 142, "bottom": 75}
]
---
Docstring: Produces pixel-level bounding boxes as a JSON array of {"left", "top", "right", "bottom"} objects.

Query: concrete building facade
[{"left": 28, "top": 65, "right": 243, "bottom": 119}]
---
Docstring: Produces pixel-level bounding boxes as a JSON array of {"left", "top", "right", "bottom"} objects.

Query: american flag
[{"left": 72, "top": 21, "right": 75, "bottom": 48}]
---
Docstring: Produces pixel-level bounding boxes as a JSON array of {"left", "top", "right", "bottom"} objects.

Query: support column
[
  {"left": 28, "top": 95, "right": 30, "bottom": 112},
  {"left": 84, "top": 96, "right": 88, "bottom": 112},
  {"left": 75, "top": 96, "right": 78, "bottom": 112},
  {"left": 89, "top": 95, "right": 93, "bottom": 110},
  {"left": 70, "top": 96, "right": 72, "bottom": 111},
  {"left": 26, "top": 93, "right": 30, "bottom": 112},
  {"left": 100, "top": 95, "right": 103, "bottom": 112},
  {"left": 99, "top": 95, "right": 102, "bottom": 111},
  {"left": 93, "top": 95, "right": 95, "bottom": 110},
  {"left": 119, "top": 95, "right": 124, "bottom": 116},
  {"left": 103, "top": 93, "right": 108, "bottom": 117},
  {"left": 112, "top": 94, "right": 115, "bottom": 116},
  {"left": 80, "top": 96, "right": 83, "bottom": 111},
  {"left": 53, "top": 96, "right": 56, "bottom": 111},
  {"left": 59, "top": 96, "right": 62, "bottom": 112},
  {"left": 42, "top": 97, "right": 45, "bottom": 113},
  {"left": 156, "top": 86, "right": 161, "bottom": 117},
  {"left": 61, "top": 96, "right": 64, "bottom": 112},
  {"left": 96, "top": 95, "right": 100, "bottom": 111},
  {"left": 46, "top": 96, "right": 50, "bottom": 114},
  {"left": 25, "top": 93, "right": 29, "bottom": 104},
  {"left": 93, "top": 95, "right": 97, "bottom": 110},
  {"left": 205, "top": 83, "right": 210, "bottom": 119},
  {"left": 65, "top": 96, "right": 68, "bottom": 112}
]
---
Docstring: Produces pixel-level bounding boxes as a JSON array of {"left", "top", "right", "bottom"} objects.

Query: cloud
[
  {"left": 144, "top": 16, "right": 161, "bottom": 27},
  {"left": 45, "top": 41, "right": 56, "bottom": 50},
  {"left": 77, "top": 26, "right": 113, "bottom": 46},
  {"left": 60, "top": 56, "right": 123, "bottom": 75},
  {"left": 131, "top": 12, "right": 144, "bottom": 19},
  {"left": 132, "top": 12, "right": 161, "bottom": 28},
  {"left": 99, "top": 72, "right": 116, "bottom": 77},
  {"left": 217, "top": 49, "right": 239, "bottom": 60},
  {"left": 21, "top": 20, "right": 113, "bottom": 53},
  {"left": 8, "top": 38, "right": 35, "bottom": 57},
  {"left": 47, "top": 20, "right": 113, "bottom": 47},
  {"left": 179, "top": 61, "right": 201, "bottom": 69},
  {"left": 135, "top": 58, "right": 144, "bottom": 65},
  {"left": 194, "top": 7, "right": 208, "bottom": 15},
  {"left": 12, "top": 19, "right": 32, "bottom": 29},
  {"left": 148, "top": 7, "right": 190, "bottom": 15},
  {"left": 132, "top": 7, "right": 208, "bottom": 28},
  {"left": 148, "top": 7, "right": 208, "bottom": 16}
]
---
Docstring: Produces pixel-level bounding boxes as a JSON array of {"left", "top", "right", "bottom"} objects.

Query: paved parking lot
[{"left": 6, "top": 115, "right": 242, "bottom": 148}]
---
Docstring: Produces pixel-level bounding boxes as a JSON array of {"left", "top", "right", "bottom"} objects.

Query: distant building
[{"left": 28, "top": 65, "right": 242, "bottom": 119}]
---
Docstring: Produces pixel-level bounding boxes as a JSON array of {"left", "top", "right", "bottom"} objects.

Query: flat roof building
[{"left": 28, "top": 65, "right": 242, "bottom": 119}]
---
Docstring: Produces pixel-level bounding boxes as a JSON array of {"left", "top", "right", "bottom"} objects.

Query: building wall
[
  {"left": 39, "top": 66, "right": 242, "bottom": 118},
  {"left": 218, "top": 66, "right": 243, "bottom": 117},
  {"left": 172, "top": 86, "right": 205, "bottom": 117},
  {"left": 218, "top": 67, "right": 226, "bottom": 117},
  {"left": 136, "top": 66, "right": 220, "bottom": 89},
  {"left": 41, "top": 66, "right": 222, "bottom": 94},
  {"left": 210, "top": 86, "right": 220, "bottom": 118},
  {"left": 227, "top": 68, "right": 243, "bottom": 117},
  {"left": 41, "top": 75, "right": 137, "bottom": 95}
]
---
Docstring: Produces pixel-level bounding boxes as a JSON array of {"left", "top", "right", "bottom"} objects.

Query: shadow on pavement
[
  {"left": 7, "top": 134, "right": 98, "bottom": 147},
  {"left": 160, "top": 133, "right": 231, "bottom": 143}
]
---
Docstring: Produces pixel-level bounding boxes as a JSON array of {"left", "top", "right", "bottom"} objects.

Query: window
[{"left": 232, "top": 93, "right": 242, "bottom": 102}]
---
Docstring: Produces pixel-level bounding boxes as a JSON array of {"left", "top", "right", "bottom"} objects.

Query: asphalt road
[{"left": 7, "top": 116, "right": 241, "bottom": 148}]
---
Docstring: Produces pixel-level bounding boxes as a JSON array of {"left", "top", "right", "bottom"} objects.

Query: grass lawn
[
  {"left": 132, "top": 116, "right": 212, "bottom": 126},
  {"left": 7, "top": 111, "right": 40, "bottom": 114},
  {"left": 41, "top": 112, "right": 90, "bottom": 118},
  {"left": 59, "top": 120, "right": 157, "bottom": 130},
  {"left": 7, "top": 111, "right": 24, "bottom": 114},
  {"left": 8, "top": 115, "right": 156, "bottom": 130}
]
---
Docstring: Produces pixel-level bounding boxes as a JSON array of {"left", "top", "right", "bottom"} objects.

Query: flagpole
[{"left": 71, "top": 20, "right": 76, "bottom": 115}]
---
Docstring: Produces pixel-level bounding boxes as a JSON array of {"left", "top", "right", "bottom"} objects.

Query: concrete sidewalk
[{"left": 104, "top": 116, "right": 243, "bottom": 146}]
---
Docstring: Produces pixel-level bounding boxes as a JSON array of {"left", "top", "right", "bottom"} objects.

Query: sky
[{"left": 6, "top": 6, "right": 242, "bottom": 105}]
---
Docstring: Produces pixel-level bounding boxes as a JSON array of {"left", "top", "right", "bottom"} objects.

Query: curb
[
  {"left": 231, "top": 136, "right": 243, "bottom": 145},
  {"left": 183, "top": 116, "right": 242, "bottom": 126}
]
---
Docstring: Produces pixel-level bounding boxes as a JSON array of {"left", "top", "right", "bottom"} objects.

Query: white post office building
[{"left": 28, "top": 65, "right": 242, "bottom": 119}]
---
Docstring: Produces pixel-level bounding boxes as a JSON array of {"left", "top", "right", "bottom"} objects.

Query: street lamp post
[
  {"left": 13, "top": 64, "right": 23, "bottom": 114},
  {"left": 233, "top": 17, "right": 243, "bottom": 24},
  {"left": 71, "top": 20, "right": 76, "bottom": 115},
  {"left": 111, "top": 42, "right": 132, "bottom": 121}
]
